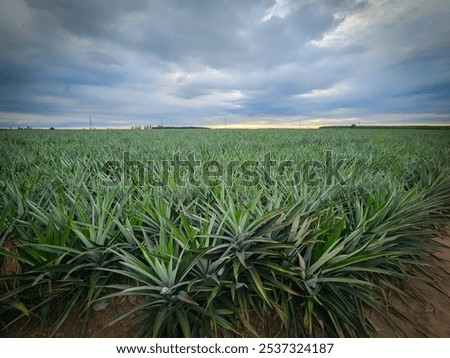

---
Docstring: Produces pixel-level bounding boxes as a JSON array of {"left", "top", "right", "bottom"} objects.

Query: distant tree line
[
  {"left": 130, "top": 125, "right": 210, "bottom": 130},
  {"left": 319, "top": 125, "right": 450, "bottom": 130},
  {"left": 131, "top": 125, "right": 153, "bottom": 130}
]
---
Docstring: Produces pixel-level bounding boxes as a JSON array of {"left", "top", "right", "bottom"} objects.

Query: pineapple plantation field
[{"left": 0, "top": 128, "right": 449, "bottom": 337}]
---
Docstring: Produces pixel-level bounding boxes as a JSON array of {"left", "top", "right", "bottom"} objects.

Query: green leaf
[{"left": 177, "top": 291, "right": 199, "bottom": 306}]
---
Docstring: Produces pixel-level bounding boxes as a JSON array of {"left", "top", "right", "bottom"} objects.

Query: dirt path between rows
[{"left": 372, "top": 227, "right": 450, "bottom": 337}]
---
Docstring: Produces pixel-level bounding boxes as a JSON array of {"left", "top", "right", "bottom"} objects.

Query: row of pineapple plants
[{"left": 1, "top": 128, "right": 449, "bottom": 337}]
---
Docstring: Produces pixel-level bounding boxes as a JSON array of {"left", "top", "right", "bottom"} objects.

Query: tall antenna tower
[{"left": 90, "top": 116, "right": 92, "bottom": 129}]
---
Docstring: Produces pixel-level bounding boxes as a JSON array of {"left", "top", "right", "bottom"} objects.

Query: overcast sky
[{"left": 1, "top": 0, "right": 449, "bottom": 128}]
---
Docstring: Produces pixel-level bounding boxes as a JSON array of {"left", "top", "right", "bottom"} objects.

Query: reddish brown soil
[
  {"left": 3, "top": 230, "right": 449, "bottom": 338},
  {"left": 2, "top": 296, "right": 140, "bottom": 338},
  {"left": 372, "top": 228, "right": 450, "bottom": 337}
]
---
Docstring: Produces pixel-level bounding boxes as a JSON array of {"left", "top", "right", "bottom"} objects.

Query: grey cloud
[
  {"left": 24, "top": 0, "right": 144, "bottom": 38},
  {"left": 0, "top": 0, "right": 449, "bottom": 127}
]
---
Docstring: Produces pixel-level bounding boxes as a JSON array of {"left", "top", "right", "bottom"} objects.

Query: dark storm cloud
[
  {"left": 0, "top": 0, "right": 449, "bottom": 128},
  {"left": 24, "top": 0, "right": 144, "bottom": 38}
]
